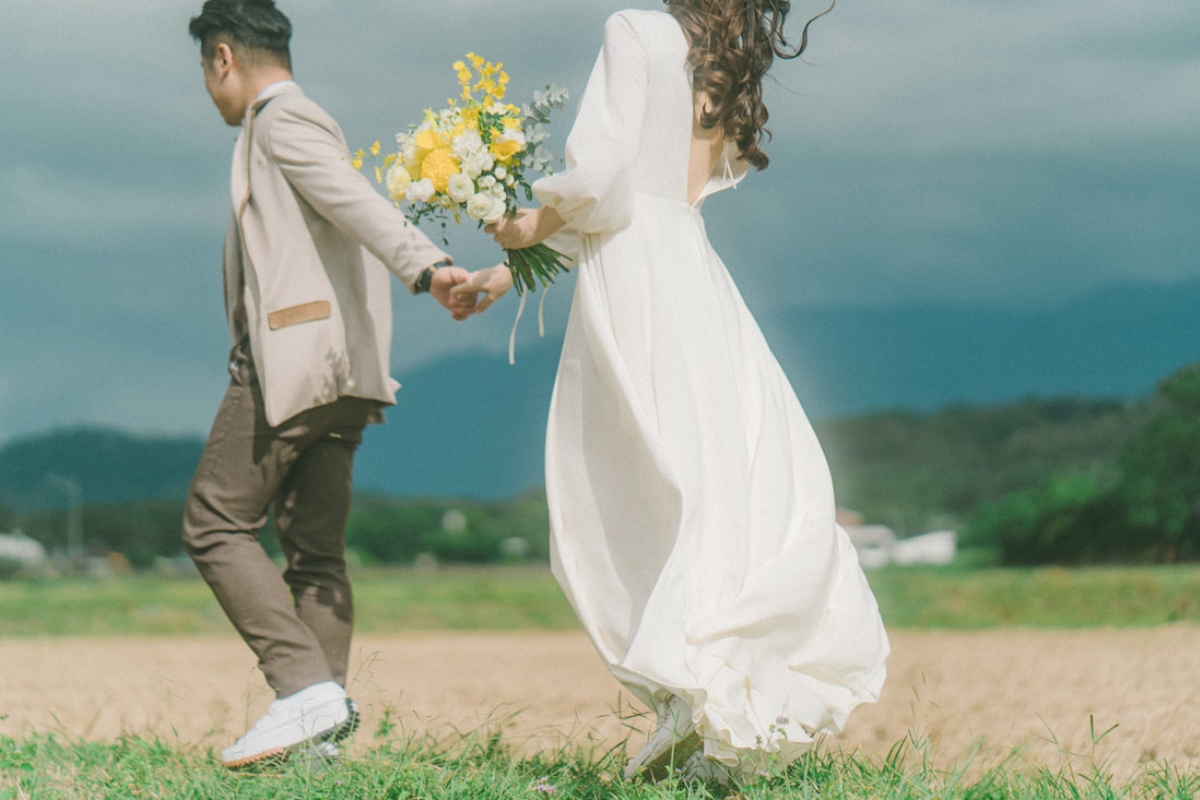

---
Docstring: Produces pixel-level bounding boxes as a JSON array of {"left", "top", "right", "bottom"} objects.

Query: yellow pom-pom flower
[{"left": 420, "top": 148, "right": 461, "bottom": 194}]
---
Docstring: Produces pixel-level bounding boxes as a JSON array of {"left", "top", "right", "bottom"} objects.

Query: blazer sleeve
[
  {"left": 532, "top": 12, "right": 649, "bottom": 235},
  {"left": 266, "top": 104, "right": 450, "bottom": 292}
]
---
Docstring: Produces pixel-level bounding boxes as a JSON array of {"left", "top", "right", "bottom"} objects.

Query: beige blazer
[{"left": 223, "top": 83, "right": 449, "bottom": 427}]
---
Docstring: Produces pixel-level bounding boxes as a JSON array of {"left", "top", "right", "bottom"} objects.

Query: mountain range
[{"left": 2, "top": 278, "right": 1196, "bottom": 510}]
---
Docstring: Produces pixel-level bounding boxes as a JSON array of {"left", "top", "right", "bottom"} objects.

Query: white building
[
  {"left": 838, "top": 509, "right": 957, "bottom": 569},
  {"left": 0, "top": 530, "right": 50, "bottom": 576}
]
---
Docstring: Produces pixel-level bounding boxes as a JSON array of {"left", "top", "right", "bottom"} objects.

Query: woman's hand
[
  {"left": 485, "top": 206, "right": 566, "bottom": 250},
  {"left": 450, "top": 264, "right": 513, "bottom": 314},
  {"left": 485, "top": 208, "right": 543, "bottom": 250}
]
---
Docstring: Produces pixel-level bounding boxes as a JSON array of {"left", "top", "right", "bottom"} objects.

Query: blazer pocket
[{"left": 267, "top": 300, "right": 332, "bottom": 331}]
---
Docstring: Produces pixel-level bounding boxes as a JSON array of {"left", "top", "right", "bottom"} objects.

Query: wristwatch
[{"left": 414, "top": 259, "right": 453, "bottom": 293}]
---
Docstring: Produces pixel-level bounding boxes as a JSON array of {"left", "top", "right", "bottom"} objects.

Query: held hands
[
  {"left": 450, "top": 264, "right": 513, "bottom": 315},
  {"left": 430, "top": 266, "right": 477, "bottom": 320}
]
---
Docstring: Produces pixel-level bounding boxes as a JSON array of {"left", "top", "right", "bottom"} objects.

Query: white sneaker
[
  {"left": 305, "top": 741, "right": 340, "bottom": 759},
  {"left": 294, "top": 740, "right": 341, "bottom": 768},
  {"left": 220, "top": 681, "right": 358, "bottom": 768},
  {"left": 623, "top": 695, "right": 701, "bottom": 780}
]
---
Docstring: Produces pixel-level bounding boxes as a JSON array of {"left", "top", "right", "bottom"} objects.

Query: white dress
[{"left": 534, "top": 9, "right": 889, "bottom": 774}]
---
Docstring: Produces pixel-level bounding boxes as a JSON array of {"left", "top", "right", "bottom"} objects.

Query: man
[{"left": 183, "top": 0, "right": 476, "bottom": 768}]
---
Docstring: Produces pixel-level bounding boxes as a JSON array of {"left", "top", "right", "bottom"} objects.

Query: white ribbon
[
  {"left": 507, "top": 285, "right": 550, "bottom": 365},
  {"left": 508, "top": 291, "right": 526, "bottom": 365}
]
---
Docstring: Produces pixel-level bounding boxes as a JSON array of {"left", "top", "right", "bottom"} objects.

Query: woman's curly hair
[{"left": 665, "top": 0, "right": 834, "bottom": 170}]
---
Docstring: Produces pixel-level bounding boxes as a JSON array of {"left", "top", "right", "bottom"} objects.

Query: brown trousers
[{"left": 182, "top": 341, "right": 378, "bottom": 697}]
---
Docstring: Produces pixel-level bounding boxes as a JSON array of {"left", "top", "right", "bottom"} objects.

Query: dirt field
[{"left": 4, "top": 627, "right": 1199, "bottom": 778}]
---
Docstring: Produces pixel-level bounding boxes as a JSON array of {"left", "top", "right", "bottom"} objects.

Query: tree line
[
  {"left": 967, "top": 364, "right": 1200, "bottom": 564},
  {"left": 3, "top": 367, "right": 1198, "bottom": 570},
  {"left": 3, "top": 491, "right": 550, "bottom": 571}
]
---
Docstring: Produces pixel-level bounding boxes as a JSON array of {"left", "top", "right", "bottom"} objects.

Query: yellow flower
[
  {"left": 489, "top": 139, "right": 522, "bottom": 163},
  {"left": 414, "top": 128, "right": 448, "bottom": 152},
  {"left": 369, "top": 140, "right": 381, "bottom": 156},
  {"left": 386, "top": 162, "right": 412, "bottom": 201},
  {"left": 421, "top": 147, "right": 461, "bottom": 193}
]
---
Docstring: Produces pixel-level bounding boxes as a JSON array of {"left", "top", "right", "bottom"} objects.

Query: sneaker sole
[{"left": 222, "top": 700, "right": 359, "bottom": 770}]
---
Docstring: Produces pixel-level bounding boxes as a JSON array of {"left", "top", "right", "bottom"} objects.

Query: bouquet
[{"left": 357, "top": 53, "right": 570, "bottom": 295}]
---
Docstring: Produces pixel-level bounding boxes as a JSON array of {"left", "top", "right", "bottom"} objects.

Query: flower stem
[{"left": 506, "top": 243, "right": 569, "bottom": 295}]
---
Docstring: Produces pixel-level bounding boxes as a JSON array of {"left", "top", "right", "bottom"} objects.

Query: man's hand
[
  {"left": 451, "top": 264, "right": 513, "bottom": 315},
  {"left": 430, "top": 266, "right": 476, "bottom": 320}
]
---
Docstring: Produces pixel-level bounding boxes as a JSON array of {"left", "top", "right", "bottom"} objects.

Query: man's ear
[{"left": 213, "top": 42, "right": 235, "bottom": 76}]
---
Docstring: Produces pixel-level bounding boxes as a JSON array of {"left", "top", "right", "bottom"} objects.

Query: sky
[{"left": 2, "top": 0, "right": 1198, "bottom": 447}]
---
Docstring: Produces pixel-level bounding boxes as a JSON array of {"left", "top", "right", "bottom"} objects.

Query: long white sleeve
[{"left": 533, "top": 12, "right": 650, "bottom": 235}]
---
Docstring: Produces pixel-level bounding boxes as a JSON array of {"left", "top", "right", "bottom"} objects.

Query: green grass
[
  {"left": 5, "top": 563, "right": 1200, "bottom": 637},
  {"left": 7, "top": 566, "right": 1200, "bottom": 796},
  {"left": 867, "top": 563, "right": 1200, "bottom": 628},
  {"left": 3, "top": 728, "right": 1199, "bottom": 799},
  {"left": 0, "top": 566, "right": 579, "bottom": 637}
]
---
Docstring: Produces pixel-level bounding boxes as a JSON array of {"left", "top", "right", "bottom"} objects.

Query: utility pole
[{"left": 46, "top": 473, "right": 83, "bottom": 572}]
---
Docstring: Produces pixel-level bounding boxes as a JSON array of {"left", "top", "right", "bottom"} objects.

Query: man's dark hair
[{"left": 189, "top": 0, "right": 292, "bottom": 70}]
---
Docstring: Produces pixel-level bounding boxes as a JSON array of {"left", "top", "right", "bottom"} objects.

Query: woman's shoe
[
  {"left": 679, "top": 750, "right": 734, "bottom": 787},
  {"left": 623, "top": 696, "right": 701, "bottom": 781}
]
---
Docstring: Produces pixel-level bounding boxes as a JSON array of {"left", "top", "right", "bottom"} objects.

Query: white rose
[
  {"left": 385, "top": 163, "right": 412, "bottom": 202},
  {"left": 494, "top": 165, "right": 508, "bottom": 181},
  {"left": 462, "top": 150, "right": 494, "bottom": 179},
  {"left": 479, "top": 175, "right": 497, "bottom": 189},
  {"left": 466, "top": 191, "right": 507, "bottom": 224},
  {"left": 452, "top": 129, "right": 484, "bottom": 158},
  {"left": 406, "top": 178, "right": 435, "bottom": 203},
  {"left": 446, "top": 173, "right": 475, "bottom": 204}
]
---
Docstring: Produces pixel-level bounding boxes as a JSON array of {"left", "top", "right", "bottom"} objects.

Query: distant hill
[
  {"left": 2, "top": 278, "right": 1196, "bottom": 514},
  {"left": 360, "top": 278, "right": 1200, "bottom": 499},
  {"left": 0, "top": 394, "right": 1150, "bottom": 538},
  {"left": 817, "top": 397, "right": 1148, "bottom": 536},
  {"left": 354, "top": 342, "right": 561, "bottom": 500},
  {"left": 0, "top": 428, "right": 203, "bottom": 514},
  {"left": 761, "top": 278, "right": 1200, "bottom": 420}
]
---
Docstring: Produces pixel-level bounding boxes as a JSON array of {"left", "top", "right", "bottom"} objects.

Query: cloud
[
  {"left": 772, "top": 0, "right": 1200, "bottom": 157},
  {"left": 2, "top": 0, "right": 1199, "bottom": 443},
  {"left": 0, "top": 164, "right": 226, "bottom": 245}
]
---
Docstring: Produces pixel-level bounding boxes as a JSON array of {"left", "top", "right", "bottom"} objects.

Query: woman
[{"left": 460, "top": 0, "right": 889, "bottom": 784}]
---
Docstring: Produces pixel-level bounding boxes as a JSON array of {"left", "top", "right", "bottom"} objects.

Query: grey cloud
[
  {"left": 772, "top": 0, "right": 1200, "bottom": 156},
  {"left": 2, "top": 0, "right": 1199, "bottom": 443}
]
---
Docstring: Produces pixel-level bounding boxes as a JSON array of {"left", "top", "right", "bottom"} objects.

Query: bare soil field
[{"left": 3, "top": 627, "right": 1199, "bottom": 778}]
